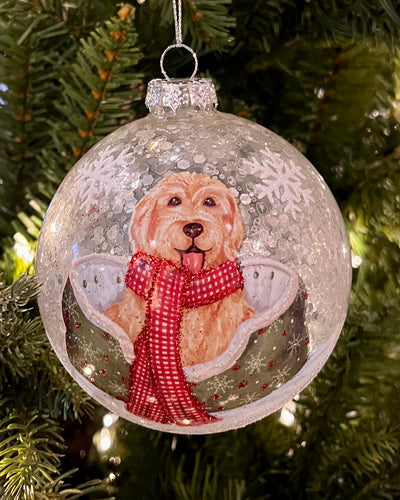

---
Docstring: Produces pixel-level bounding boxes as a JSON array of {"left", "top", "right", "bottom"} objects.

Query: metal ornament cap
[{"left": 145, "top": 78, "right": 218, "bottom": 116}]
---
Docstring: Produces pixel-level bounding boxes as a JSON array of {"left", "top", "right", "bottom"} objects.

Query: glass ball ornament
[{"left": 36, "top": 78, "right": 352, "bottom": 434}]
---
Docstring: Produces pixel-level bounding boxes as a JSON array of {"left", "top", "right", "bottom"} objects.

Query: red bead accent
[
  {"left": 100, "top": 369, "right": 107, "bottom": 376},
  {"left": 305, "top": 337, "right": 310, "bottom": 345},
  {"left": 75, "top": 322, "right": 81, "bottom": 329},
  {"left": 268, "top": 360, "right": 274, "bottom": 368},
  {"left": 257, "top": 328, "right": 265, "bottom": 335},
  {"left": 232, "top": 364, "right": 241, "bottom": 371},
  {"left": 103, "top": 355, "right": 109, "bottom": 361},
  {"left": 83, "top": 359, "right": 88, "bottom": 365},
  {"left": 238, "top": 380, "right": 248, "bottom": 389},
  {"left": 217, "top": 406, "right": 225, "bottom": 412},
  {"left": 212, "top": 394, "right": 219, "bottom": 400},
  {"left": 304, "top": 293, "right": 309, "bottom": 300},
  {"left": 282, "top": 330, "right": 287, "bottom": 336},
  {"left": 261, "top": 383, "right": 269, "bottom": 390},
  {"left": 121, "top": 376, "right": 128, "bottom": 383},
  {"left": 103, "top": 332, "right": 110, "bottom": 340}
]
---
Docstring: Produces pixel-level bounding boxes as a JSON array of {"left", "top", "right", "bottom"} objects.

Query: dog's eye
[
  {"left": 203, "top": 197, "right": 216, "bottom": 207},
  {"left": 168, "top": 197, "right": 182, "bottom": 206}
]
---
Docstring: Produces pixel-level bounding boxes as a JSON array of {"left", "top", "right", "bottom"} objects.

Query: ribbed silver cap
[{"left": 145, "top": 78, "right": 218, "bottom": 116}]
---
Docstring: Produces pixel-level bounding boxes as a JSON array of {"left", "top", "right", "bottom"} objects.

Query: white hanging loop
[
  {"left": 160, "top": 0, "right": 198, "bottom": 81},
  {"left": 160, "top": 44, "right": 198, "bottom": 81}
]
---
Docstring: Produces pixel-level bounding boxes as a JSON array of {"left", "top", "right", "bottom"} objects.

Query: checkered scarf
[{"left": 124, "top": 250, "right": 244, "bottom": 426}]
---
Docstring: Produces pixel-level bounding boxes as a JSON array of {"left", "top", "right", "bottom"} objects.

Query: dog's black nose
[{"left": 183, "top": 222, "right": 203, "bottom": 239}]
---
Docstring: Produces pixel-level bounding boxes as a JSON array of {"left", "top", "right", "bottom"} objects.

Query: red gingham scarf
[{"left": 125, "top": 250, "right": 244, "bottom": 426}]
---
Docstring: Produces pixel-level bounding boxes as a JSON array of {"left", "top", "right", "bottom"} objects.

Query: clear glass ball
[{"left": 36, "top": 78, "right": 352, "bottom": 434}]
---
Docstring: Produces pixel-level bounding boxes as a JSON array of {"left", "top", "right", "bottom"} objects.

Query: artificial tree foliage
[{"left": 1, "top": 1, "right": 400, "bottom": 498}]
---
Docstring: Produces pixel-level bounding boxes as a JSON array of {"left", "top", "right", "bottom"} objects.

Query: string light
[
  {"left": 98, "top": 427, "right": 112, "bottom": 451},
  {"left": 351, "top": 251, "right": 363, "bottom": 268},
  {"left": 103, "top": 412, "right": 119, "bottom": 427},
  {"left": 93, "top": 412, "right": 119, "bottom": 454},
  {"left": 13, "top": 232, "right": 34, "bottom": 265},
  {"left": 279, "top": 400, "right": 297, "bottom": 427}
]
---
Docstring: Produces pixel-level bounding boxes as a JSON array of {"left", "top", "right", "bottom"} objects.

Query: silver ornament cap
[{"left": 145, "top": 78, "right": 218, "bottom": 116}]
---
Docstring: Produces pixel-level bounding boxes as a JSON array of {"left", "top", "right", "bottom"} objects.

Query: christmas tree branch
[
  {"left": 35, "top": 467, "right": 115, "bottom": 500},
  {"left": 306, "top": 0, "right": 400, "bottom": 47},
  {"left": 54, "top": 5, "right": 143, "bottom": 159},
  {"left": 0, "top": 272, "right": 110, "bottom": 498},
  {"left": 0, "top": 410, "right": 63, "bottom": 499},
  {"left": 182, "top": 0, "right": 235, "bottom": 51},
  {"left": 0, "top": 1, "right": 58, "bottom": 237}
]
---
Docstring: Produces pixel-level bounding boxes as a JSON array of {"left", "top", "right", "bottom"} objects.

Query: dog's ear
[
  {"left": 224, "top": 191, "right": 245, "bottom": 258},
  {"left": 129, "top": 187, "right": 159, "bottom": 251}
]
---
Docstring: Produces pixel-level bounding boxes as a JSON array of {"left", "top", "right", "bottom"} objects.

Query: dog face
[{"left": 130, "top": 172, "right": 244, "bottom": 271}]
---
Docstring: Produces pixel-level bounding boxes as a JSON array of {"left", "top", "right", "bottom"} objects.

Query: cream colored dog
[{"left": 105, "top": 172, "right": 254, "bottom": 366}]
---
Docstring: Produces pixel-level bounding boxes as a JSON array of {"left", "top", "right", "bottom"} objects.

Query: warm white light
[
  {"left": 14, "top": 243, "right": 34, "bottom": 264},
  {"left": 103, "top": 412, "right": 119, "bottom": 428},
  {"left": 13, "top": 233, "right": 34, "bottom": 264},
  {"left": 280, "top": 407, "right": 295, "bottom": 427},
  {"left": 109, "top": 456, "right": 121, "bottom": 465},
  {"left": 351, "top": 251, "right": 362, "bottom": 268},
  {"left": 279, "top": 400, "right": 297, "bottom": 427},
  {"left": 99, "top": 428, "right": 112, "bottom": 451}
]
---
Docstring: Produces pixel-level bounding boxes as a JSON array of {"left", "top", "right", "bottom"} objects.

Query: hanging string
[
  {"left": 160, "top": 0, "right": 198, "bottom": 81},
  {"left": 172, "top": 0, "right": 183, "bottom": 45}
]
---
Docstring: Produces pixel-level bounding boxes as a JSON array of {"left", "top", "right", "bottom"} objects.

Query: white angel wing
[
  {"left": 68, "top": 254, "right": 299, "bottom": 380},
  {"left": 241, "top": 257, "right": 299, "bottom": 316},
  {"left": 69, "top": 254, "right": 134, "bottom": 362}
]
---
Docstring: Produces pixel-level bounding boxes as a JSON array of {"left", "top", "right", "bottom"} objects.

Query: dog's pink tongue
[{"left": 183, "top": 252, "right": 203, "bottom": 273}]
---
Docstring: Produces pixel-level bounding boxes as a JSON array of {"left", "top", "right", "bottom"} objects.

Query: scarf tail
[
  {"left": 127, "top": 331, "right": 170, "bottom": 424},
  {"left": 149, "top": 278, "right": 217, "bottom": 424},
  {"left": 125, "top": 252, "right": 243, "bottom": 426}
]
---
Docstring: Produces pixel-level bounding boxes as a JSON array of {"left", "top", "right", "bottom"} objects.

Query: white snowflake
[
  {"left": 77, "top": 336, "right": 98, "bottom": 361},
  {"left": 287, "top": 335, "right": 303, "bottom": 354},
  {"left": 242, "top": 148, "right": 314, "bottom": 214},
  {"left": 63, "top": 290, "right": 81, "bottom": 319},
  {"left": 74, "top": 145, "right": 135, "bottom": 212},
  {"left": 240, "top": 392, "right": 261, "bottom": 405},
  {"left": 205, "top": 375, "right": 234, "bottom": 394},
  {"left": 244, "top": 352, "right": 267, "bottom": 375},
  {"left": 271, "top": 366, "right": 291, "bottom": 388}
]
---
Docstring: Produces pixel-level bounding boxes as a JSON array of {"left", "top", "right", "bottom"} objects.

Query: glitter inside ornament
[{"left": 36, "top": 78, "right": 352, "bottom": 434}]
